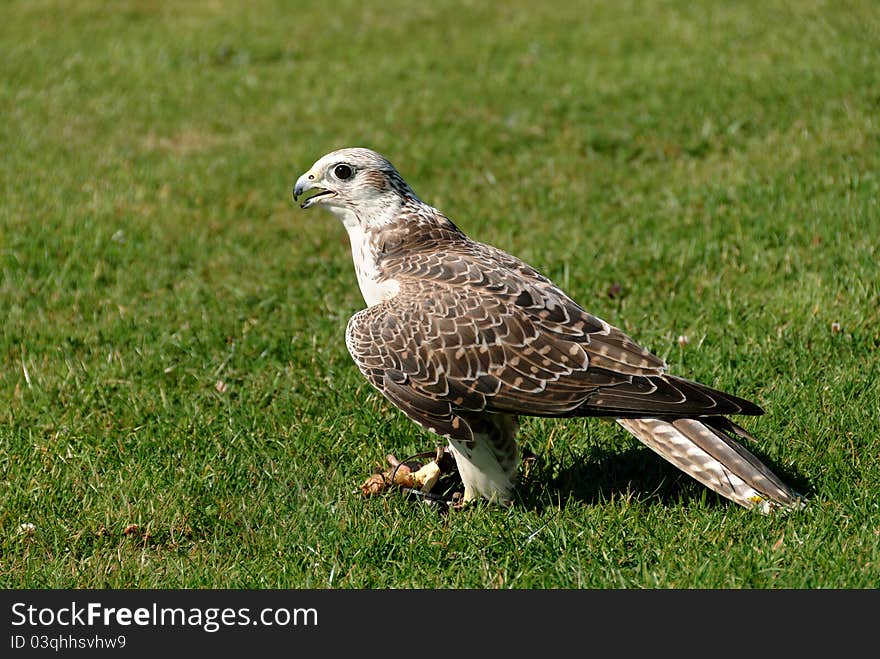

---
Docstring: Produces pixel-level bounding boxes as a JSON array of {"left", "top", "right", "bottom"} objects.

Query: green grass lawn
[{"left": 1, "top": 0, "right": 878, "bottom": 588}]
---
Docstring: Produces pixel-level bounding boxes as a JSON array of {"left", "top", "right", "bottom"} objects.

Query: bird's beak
[
  {"left": 293, "top": 172, "right": 334, "bottom": 210},
  {"left": 293, "top": 173, "right": 311, "bottom": 202}
]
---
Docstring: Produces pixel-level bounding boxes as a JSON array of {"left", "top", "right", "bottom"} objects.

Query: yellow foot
[
  {"left": 410, "top": 460, "right": 441, "bottom": 494},
  {"left": 359, "top": 448, "right": 453, "bottom": 499},
  {"left": 453, "top": 489, "right": 513, "bottom": 509}
]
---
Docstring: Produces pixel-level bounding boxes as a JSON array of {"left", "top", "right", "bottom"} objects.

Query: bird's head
[{"left": 293, "top": 147, "right": 419, "bottom": 228}]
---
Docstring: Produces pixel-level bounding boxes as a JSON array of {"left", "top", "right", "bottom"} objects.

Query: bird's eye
[{"left": 333, "top": 164, "right": 354, "bottom": 180}]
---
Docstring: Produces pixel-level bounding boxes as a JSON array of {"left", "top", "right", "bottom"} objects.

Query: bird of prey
[{"left": 293, "top": 147, "right": 803, "bottom": 512}]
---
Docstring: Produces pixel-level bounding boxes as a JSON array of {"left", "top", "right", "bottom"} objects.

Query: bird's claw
[{"left": 359, "top": 447, "right": 460, "bottom": 504}]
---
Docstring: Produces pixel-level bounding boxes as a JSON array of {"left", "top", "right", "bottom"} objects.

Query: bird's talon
[
  {"left": 411, "top": 460, "right": 442, "bottom": 493},
  {"left": 360, "top": 448, "right": 462, "bottom": 501}
]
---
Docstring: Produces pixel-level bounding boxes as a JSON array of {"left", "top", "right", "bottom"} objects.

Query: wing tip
[{"left": 751, "top": 492, "right": 808, "bottom": 515}]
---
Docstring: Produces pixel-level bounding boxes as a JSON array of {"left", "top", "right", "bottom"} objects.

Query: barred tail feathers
[{"left": 616, "top": 417, "right": 803, "bottom": 513}]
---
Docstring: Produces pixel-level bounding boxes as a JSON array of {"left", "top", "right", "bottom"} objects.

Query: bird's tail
[{"left": 616, "top": 417, "right": 804, "bottom": 513}]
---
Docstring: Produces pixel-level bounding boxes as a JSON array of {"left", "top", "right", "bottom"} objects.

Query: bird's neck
[
  {"left": 331, "top": 197, "right": 409, "bottom": 307},
  {"left": 331, "top": 194, "right": 405, "bottom": 232},
  {"left": 330, "top": 197, "right": 464, "bottom": 307},
  {"left": 343, "top": 221, "right": 400, "bottom": 306}
]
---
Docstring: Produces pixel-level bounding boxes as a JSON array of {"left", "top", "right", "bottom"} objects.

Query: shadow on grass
[
  {"left": 515, "top": 445, "right": 811, "bottom": 514},
  {"left": 387, "top": 440, "right": 811, "bottom": 516}
]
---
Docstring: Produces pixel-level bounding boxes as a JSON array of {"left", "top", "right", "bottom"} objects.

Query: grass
[{"left": 1, "top": 0, "right": 878, "bottom": 588}]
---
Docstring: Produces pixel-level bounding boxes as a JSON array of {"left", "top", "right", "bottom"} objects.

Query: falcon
[{"left": 293, "top": 147, "right": 803, "bottom": 512}]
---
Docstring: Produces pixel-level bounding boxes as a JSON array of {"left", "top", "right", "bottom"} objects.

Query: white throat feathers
[{"left": 325, "top": 203, "right": 402, "bottom": 307}]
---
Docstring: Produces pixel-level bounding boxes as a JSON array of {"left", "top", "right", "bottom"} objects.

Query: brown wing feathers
[{"left": 346, "top": 236, "right": 763, "bottom": 428}]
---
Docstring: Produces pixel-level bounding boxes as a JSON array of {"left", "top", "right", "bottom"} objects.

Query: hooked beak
[{"left": 293, "top": 172, "right": 334, "bottom": 209}]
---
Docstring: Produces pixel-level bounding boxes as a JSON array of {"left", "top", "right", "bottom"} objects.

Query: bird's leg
[
  {"left": 448, "top": 486, "right": 478, "bottom": 511},
  {"left": 451, "top": 487, "right": 512, "bottom": 511},
  {"left": 461, "top": 486, "right": 479, "bottom": 504}
]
